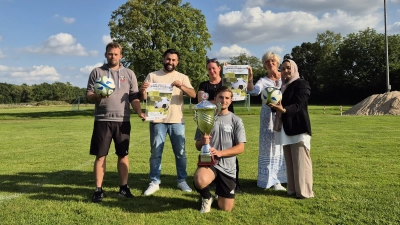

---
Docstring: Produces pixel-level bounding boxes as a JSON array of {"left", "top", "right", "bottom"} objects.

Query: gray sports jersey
[{"left": 195, "top": 112, "right": 246, "bottom": 178}]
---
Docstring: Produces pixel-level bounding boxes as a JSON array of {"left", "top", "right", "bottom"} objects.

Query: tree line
[
  {"left": 289, "top": 28, "right": 400, "bottom": 104},
  {"left": 0, "top": 82, "right": 86, "bottom": 104}
]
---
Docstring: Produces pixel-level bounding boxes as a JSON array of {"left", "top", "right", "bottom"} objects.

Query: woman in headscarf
[
  {"left": 269, "top": 59, "right": 314, "bottom": 199},
  {"left": 247, "top": 52, "right": 287, "bottom": 191}
]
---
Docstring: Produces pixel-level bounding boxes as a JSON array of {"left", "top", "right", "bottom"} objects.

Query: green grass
[{"left": 0, "top": 105, "right": 399, "bottom": 224}]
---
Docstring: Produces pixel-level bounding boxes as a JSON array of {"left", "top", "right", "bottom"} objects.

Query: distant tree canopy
[
  {"left": 288, "top": 28, "right": 400, "bottom": 104},
  {"left": 109, "top": 0, "right": 212, "bottom": 89},
  {"left": 0, "top": 82, "right": 86, "bottom": 104}
]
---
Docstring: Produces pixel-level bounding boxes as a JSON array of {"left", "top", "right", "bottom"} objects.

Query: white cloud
[
  {"left": 22, "top": 33, "right": 91, "bottom": 56},
  {"left": 0, "top": 50, "right": 5, "bottom": 59},
  {"left": 215, "top": 5, "right": 230, "bottom": 12},
  {"left": 266, "top": 46, "right": 284, "bottom": 55},
  {"left": 63, "top": 17, "right": 75, "bottom": 24},
  {"left": 261, "top": 0, "right": 381, "bottom": 16},
  {"left": 54, "top": 14, "right": 75, "bottom": 24},
  {"left": 211, "top": 44, "right": 251, "bottom": 62},
  {"left": 80, "top": 63, "right": 103, "bottom": 74},
  {"left": 390, "top": 22, "right": 400, "bottom": 33},
  {"left": 391, "top": 0, "right": 400, "bottom": 4},
  {"left": 0, "top": 65, "right": 60, "bottom": 84},
  {"left": 213, "top": 7, "right": 381, "bottom": 45},
  {"left": 102, "top": 35, "right": 112, "bottom": 45}
]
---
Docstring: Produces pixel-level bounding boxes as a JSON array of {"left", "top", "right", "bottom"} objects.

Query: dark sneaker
[
  {"left": 118, "top": 185, "right": 134, "bottom": 198},
  {"left": 92, "top": 188, "right": 104, "bottom": 203}
]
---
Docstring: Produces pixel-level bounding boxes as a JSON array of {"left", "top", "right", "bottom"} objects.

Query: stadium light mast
[{"left": 384, "top": 0, "right": 391, "bottom": 92}]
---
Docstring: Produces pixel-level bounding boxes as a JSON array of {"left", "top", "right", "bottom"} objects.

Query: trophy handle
[{"left": 214, "top": 102, "right": 222, "bottom": 120}]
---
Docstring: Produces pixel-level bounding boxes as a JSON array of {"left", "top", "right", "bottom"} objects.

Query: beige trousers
[{"left": 283, "top": 142, "right": 314, "bottom": 198}]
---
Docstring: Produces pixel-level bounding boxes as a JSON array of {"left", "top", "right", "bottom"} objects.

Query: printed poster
[
  {"left": 223, "top": 65, "right": 248, "bottom": 101},
  {"left": 145, "top": 83, "right": 173, "bottom": 121}
]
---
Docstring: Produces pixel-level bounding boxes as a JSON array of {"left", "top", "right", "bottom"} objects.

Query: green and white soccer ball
[
  {"left": 94, "top": 76, "right": 116, "bottom": 97},
  {"left": 261, "top": 87, "right": 282, "bottom": 105}
]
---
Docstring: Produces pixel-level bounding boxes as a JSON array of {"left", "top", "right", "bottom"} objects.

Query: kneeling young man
[{"left": 193, "top": 86, "right": 246, "bottom": 213}]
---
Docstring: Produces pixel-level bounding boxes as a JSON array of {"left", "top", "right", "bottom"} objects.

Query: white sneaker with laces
[
  {"left": 273, "top": 183, "right": 287, "bottom": 191},
  {"left": 144, "top": 182, "right": 160, "bottom": 196},
  {"left": 177, "top": 181, "right": 192, "bottom": 192},
  {"left": 200, "top": 197, "right": 213, "bottom": 213}
]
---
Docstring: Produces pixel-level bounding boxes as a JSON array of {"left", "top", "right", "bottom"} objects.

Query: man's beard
[
  {"left": 108, "top": 59, "right": 119, "bottom": 68},
  {"left": 163, "top": 63, "right": 175, "bottom": 72}
]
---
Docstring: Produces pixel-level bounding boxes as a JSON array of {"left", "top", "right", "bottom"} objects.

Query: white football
[
  {"left": 231, "top": 78, "right": 247, "bottom": 90},
  {"left": 94, "top": 76, "right": 116, "bottom": 97},
  {"left": 261, "top": 87, "right": 282, "bottom": 105},
  {"left": 154, "top": 97, "right": 170, "bottom": 109}
]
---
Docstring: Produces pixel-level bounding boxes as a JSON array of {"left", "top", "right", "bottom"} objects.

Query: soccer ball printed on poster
[
  {"left": 223, "top": 65, "right": 248, "bottom": 101},
  {"left": 145, "top": 83, "right": 173, "bottom": 121}
]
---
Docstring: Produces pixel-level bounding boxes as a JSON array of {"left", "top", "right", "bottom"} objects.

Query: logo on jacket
[{"left": 120, "top": 75, "right": 126, "bottom": 82}]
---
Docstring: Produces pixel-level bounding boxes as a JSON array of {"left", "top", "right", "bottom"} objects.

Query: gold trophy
[{"left": 194, "top": 92, "right": 221, "bottom": 166}]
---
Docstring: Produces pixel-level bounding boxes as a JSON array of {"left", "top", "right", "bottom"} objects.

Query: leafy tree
[
  {"left": 290, "top": 42, "right": 323, "bottom": 103},
  {"left": 109, "top": 0, "right": 212, "bottom": 88},
  {"left": 20, "top": 83, "right": 33, "bottom": 103},
  {"left": 336, "top": 28, "right": 387, "bottom": 102},
  {"left": 0, "top": 83, "right": 12, "bottom": 104},
  {"left": 387, "top": 34, "right": 400, "bottom": 91}
]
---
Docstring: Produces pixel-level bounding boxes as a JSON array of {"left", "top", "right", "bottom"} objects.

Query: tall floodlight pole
[{"left": 384, "top": 0, "right": 391, "bottom": 92}]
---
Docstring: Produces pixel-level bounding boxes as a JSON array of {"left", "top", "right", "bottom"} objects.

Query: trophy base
[{"left": 197, "top": 154, "right": 217, "bottom": 166}]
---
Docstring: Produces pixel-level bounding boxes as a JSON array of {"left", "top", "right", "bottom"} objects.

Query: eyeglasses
[{"left": 206, "top": 58, "right": 218, "bottom": 65}]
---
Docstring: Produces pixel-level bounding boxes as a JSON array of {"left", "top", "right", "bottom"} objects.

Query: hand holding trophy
[{"left": 194, "top": 92, "right": 221, "bottom": 166}]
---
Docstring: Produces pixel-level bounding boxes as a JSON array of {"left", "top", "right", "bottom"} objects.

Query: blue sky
[{"left": 0, "top": 0, "right": 399, "bottom": 88}]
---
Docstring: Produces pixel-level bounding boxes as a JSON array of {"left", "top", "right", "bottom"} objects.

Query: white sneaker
[
  {"left": 200, "top": 197, "right": 213, "bottom": 213},
  {"left": 273, "top": 183, "right": 287, "bottom": 191},
  {"left": 144, "top": 182, "right": 160, "bottom": 196},
  {"left": 177, "top": 181, "right": 192, "bottom": 192}
]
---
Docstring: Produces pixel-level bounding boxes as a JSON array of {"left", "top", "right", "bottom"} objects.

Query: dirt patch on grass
[{"left": 343, "top": 91, "right": 400, "bottom": 115}]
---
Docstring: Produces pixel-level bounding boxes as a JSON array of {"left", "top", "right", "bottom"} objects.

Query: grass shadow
[
  {"left": 0, "top": 109, "right": 95, "bottom": 119},
  {"left": 0, "top": 170, "right": 201, "bottom": 213}
]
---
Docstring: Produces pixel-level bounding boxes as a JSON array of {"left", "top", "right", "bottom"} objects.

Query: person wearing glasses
[
  {"left": 247, "top": 52, "right": 287, "bottom": 191},
  {"left": 196, "top": 58, "right": 241, "bottom": 193},
  {"left": 139, "top": 49, "right": 197, "bottom": 196}
]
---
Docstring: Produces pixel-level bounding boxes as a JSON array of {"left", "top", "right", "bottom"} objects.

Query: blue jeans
[{"left": 149, "top": 123, "right": 187, "bottom": 184}]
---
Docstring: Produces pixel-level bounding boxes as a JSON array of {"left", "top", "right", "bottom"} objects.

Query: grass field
[{"left": 0, "top": 104, "right": 399, "bottom": 224}]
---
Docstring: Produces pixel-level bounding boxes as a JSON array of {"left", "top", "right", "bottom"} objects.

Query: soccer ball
[
  {"left": 94, "top": 76, "right": 116, "bottom": 97},
  {"left": 231, "top": 78, "right": 247, "bottom": 90},
  {"left": 261, "top": 87, "right": 282, "bottom": 105},
  {"left": 154, "top": 97, "right": 170, "bottom": 110}
]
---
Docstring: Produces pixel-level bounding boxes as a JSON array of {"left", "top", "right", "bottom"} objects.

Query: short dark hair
[
  {"left": 106, "top": 42, "right": 122, "bottom": 53},
  {"left": 215, "top": 86, "right": 233, "bottom": 98},
  {"left": 163, "top": 49, "right": 180, "bottom": 59}
]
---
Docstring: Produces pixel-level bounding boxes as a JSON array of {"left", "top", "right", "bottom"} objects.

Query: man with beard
[
  {"left": 139, "top": 49, "right": 196, "bottom": 196},
  {"left": 86, "top": 42, "right": 146, "bottom": 202}
]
